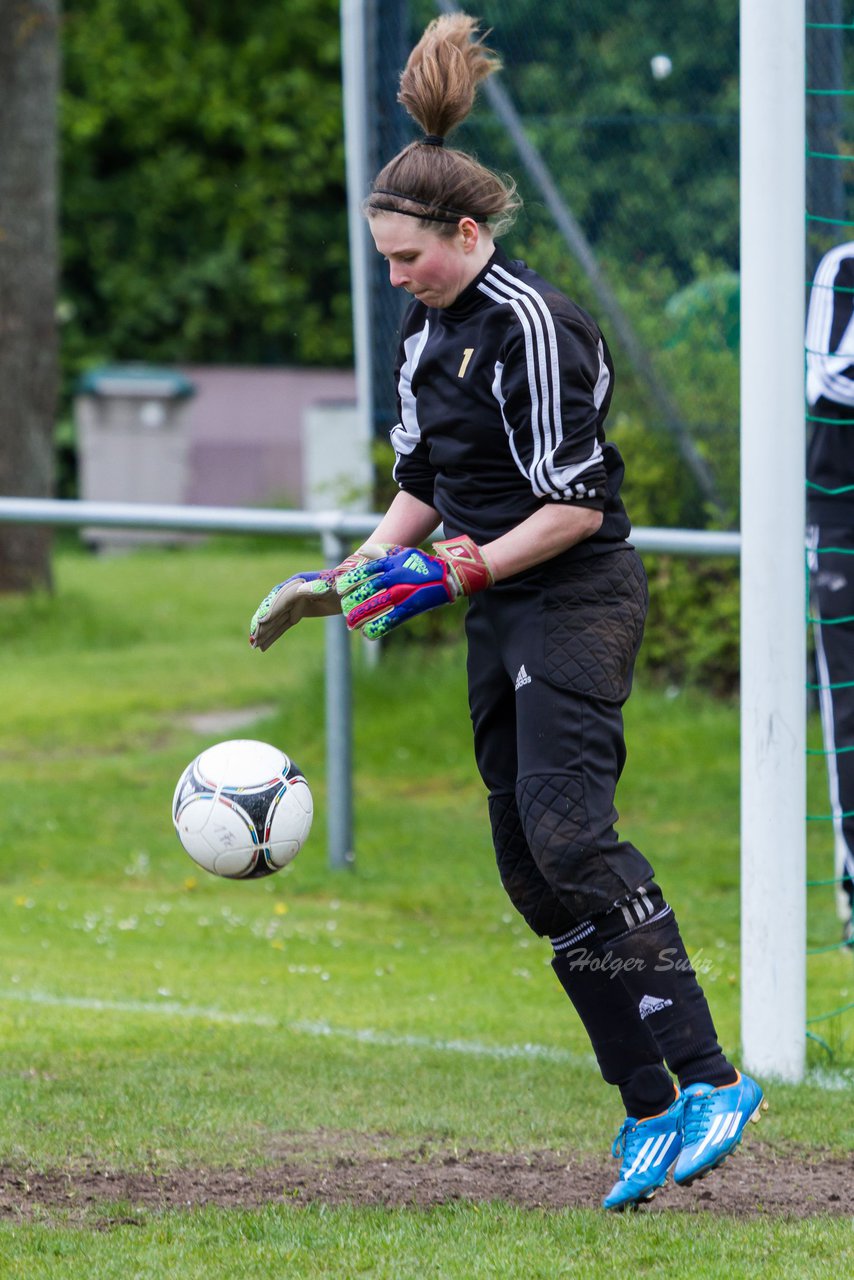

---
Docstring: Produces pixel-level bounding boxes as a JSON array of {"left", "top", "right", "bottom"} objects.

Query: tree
[
  {"left": 60, "top": 0, "right": 352, "bottom": 384},
  {"left": 0, "top": 0, "right": 60, "bottom": 592}
]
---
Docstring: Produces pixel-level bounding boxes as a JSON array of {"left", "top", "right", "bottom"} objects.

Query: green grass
[
  {"left": 0, "top": 539, "right": 852, "bottom": 1277},
  {"left": 1, "top": 1204, "right": 852, "bottom": 1279}
]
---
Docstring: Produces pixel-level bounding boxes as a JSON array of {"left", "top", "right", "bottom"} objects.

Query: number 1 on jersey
[{"left": 457, "top": 347, "right": 475, "bottom": 378}]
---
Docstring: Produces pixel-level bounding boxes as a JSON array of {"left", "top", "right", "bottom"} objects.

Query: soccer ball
[{"left": 172, "top": 739, "right": 313, "bottom": 879}]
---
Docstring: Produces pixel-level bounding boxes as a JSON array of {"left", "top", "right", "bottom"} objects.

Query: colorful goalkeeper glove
[
  {"left": 337, "top": 535, "right": 494, "bottom": 640},
  {"left": 249, "top": 547, "right": 400, "bottom": 651}
]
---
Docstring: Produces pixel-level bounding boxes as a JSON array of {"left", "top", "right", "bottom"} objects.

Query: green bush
[
  {"left": 639, "top": 555, "right": 739, "bottom": 696},
  {"left": 609, "top": 408, "right": 740, "bottom": 696}
]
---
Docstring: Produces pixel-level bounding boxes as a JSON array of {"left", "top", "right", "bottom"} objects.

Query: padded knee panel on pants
[
  {"left": 516, "top": 773, "right": 646, "bottom": 919},
  {"left": 489, "top": 791, "right": 576, "bottom": 937}
]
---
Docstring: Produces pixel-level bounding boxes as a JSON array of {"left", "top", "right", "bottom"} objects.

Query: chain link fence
[{"left": 365, "top": 0, "right": 740, "bottom": 527}]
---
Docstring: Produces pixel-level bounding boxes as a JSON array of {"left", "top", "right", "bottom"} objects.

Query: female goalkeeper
[{"left": 249, "top": 12, "right": 762, "bottom": 1211}]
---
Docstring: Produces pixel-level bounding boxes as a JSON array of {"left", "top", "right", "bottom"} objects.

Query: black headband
[
  {"left": 369, "top": 187, "right": 487, "bottom": 225},
  {"left": 369, "top": 202, "right": 464, "bottom": 224},
  {"left": 422, "top": 134, "right": 445, "bottom": 146}
]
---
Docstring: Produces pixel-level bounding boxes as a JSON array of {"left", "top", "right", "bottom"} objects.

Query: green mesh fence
[{"left": 805, "top": 1, "right": 854, "bottom": 1061}]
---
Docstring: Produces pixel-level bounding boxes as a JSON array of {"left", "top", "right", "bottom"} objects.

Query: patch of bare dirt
[{"left": 1, "top": 1139, "right": 851, "bottom": 1226}]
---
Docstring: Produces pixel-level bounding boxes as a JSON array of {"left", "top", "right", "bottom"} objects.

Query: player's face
[{"left": 369, "top": 213, "right": 485, "bottom": 309}]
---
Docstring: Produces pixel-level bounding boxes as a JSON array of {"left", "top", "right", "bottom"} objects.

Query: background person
[{"left": 806, "top": 241, "right": 854, "bottom": 947}]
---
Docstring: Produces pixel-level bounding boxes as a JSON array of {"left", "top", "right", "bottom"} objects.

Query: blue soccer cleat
[
  {"left": 673, "top": 1071, "right": 764, "bottom": 1187},
  {"left": 602, "top": 1092, "right": 684, "bottom": 1211}
]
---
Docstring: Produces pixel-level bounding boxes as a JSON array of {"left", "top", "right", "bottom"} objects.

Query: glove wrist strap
[{"left": 432, "top": 535, "right": 494, "bottom": 597}]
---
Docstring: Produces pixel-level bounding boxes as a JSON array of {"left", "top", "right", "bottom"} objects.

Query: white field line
[
  {"left": 0, "top": 987, "right": 277, "bottom": 1028},
  {"left": 2, "top": 987, "right": 851, "bottom": 1090},
  {"left": 0, "top": 986, "right": 592, "bottom": 1066},
  {"left": 288, "top": 1019, "right": 595, "bottom": 1065}
]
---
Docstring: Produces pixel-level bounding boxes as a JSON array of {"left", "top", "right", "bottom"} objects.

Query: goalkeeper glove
[
  {"left": 337, "top": 535, "right": 493, "bottom": 640},
  {"left": 249, "top": 547, "right": 400, "bottom": 651}
]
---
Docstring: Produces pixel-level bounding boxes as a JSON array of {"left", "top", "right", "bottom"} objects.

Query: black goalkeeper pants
[
  {"left": 465, "top": 547, "right": 655, "bottom": 935},
  {"left": 809, "top": 523, "right": 854, "bottom": 918}
]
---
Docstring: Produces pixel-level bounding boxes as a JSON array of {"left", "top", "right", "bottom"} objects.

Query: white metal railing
[
  {"left": 0, "top": 496, "right": 740, "bottom": 871},
  {"left": 0, "top": 496, "right": 742, "bottom": 554}
]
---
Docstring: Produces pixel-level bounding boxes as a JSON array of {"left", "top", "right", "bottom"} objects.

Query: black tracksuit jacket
[{"left": 390, "top": 244, "right": 632, "bottom": 555}]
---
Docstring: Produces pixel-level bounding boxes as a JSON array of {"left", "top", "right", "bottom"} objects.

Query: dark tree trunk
[{"left": 0, "top": 0, "right": 60, "bottom": 592}]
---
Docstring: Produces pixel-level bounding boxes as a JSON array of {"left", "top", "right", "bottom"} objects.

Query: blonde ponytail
[{"left": 364, "top": 13, "right": 521, "bottom": 237}]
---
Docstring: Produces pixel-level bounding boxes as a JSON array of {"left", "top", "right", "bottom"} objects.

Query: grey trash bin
[{"left": 74, "top": 365, "right": 196, "bottom": 547}]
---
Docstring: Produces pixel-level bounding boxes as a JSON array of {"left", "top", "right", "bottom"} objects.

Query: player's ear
[{"left": 459, "top": 217, "right": 480, "bottom": 252}]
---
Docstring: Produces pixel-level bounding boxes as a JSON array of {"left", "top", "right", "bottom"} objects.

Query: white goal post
[{"left": 740, "top": 0, "right": 806, "bottom": 1082}]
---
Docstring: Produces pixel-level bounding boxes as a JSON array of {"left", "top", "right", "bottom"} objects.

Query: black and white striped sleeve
[
  {"left": 389, "top": 318, "right": 437, "bottom": 506},
  {"left": 806, "top": 244, "right": 854, "bottom": 408},
  {"left": 484, "top": 275, "right": 611, "bottom": 508}
]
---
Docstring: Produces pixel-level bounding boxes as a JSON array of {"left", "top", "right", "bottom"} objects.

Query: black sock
[
  {"left": 551, "top": 937, "right": 675, "bottom": 1119},
  {"left": 591, "top": 888, "right": 737, "bottom": 1090}
]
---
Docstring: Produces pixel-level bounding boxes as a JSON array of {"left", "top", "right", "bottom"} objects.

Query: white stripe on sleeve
[
  {"left": 806, "top": 245, "right": 854, "bottom": 408},
  {"left": 480, "top": 267, "right": 604, "bottom": 499},
  {"left": 390, "top": 321, "right": 431, "bottom": 460}
]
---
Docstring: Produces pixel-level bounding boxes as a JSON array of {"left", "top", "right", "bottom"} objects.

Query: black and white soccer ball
[{"left": 172, "top": 739, "right": 313, "bottom": 879}]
